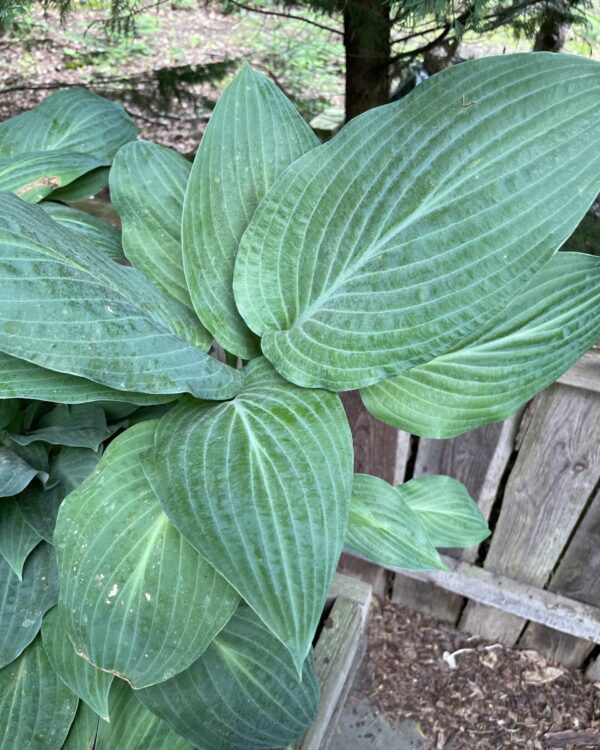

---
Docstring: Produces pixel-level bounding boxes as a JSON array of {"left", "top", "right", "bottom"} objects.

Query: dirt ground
[{"left": 364, "top": 598, "right": 600, "bottom": 750}]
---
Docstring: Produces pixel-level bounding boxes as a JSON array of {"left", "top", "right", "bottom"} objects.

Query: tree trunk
[
  {"left": 533, "top": 9, "right": 569, "bottom": 52},
  {"left": 344, "top": 0, "right": 391, "bottom": 120}
]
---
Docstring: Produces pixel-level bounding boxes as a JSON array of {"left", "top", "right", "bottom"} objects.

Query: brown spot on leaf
[{"left": 16, "top": 176, "right": 61, "bottom": 197}]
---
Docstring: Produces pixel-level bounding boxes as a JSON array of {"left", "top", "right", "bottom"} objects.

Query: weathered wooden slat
[
  {"left": 296, "top": 573, "right": 372, "bottom": 750},
  {"left": 460, "top": 384, "right": 600, "bottom": 645},
  {"left": 519, "top": 489, "right": 600, "bottom": 667},
  {"left": 337, "top": 552, "right": 390, "bottom": 597},
  {"left": 392, "top": 416, "right": 519, "bottom": 622},
  {"left": 340, "top": 391, "right": 411, "bottom": 585},
  {"left": 384, "top": 554, "right": 600, "bottom": 644},
  {"left": 557, "top": 348, "right": 600, "bottom": 394},
  {"left": 340, "top": 391, "right": 411, "bottom": 484}
]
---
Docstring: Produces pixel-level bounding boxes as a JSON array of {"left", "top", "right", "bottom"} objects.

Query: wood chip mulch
[{"left": 366, "top": 598, "right": 600, "bottom": 750}]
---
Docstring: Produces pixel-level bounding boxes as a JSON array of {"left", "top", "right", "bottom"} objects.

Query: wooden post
[{"left": 460, "top": 384, "right": 600, "bottom": 644}]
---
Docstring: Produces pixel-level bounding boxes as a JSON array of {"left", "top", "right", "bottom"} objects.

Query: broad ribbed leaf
[
  {"left": 0, "top": 194, "right": 241, "bottom": 400},
  {"left": 0, "top": 446, "right": 48, "bottom": 497},
  {"left": 0, "top": 398, "right": 18, "bottom": 430},
  {"left": 41, "top": 202, "right": 123, "bottom": 261},
  {"left": 10, "top": 404, "right": 110, "bottom": 450},
  {"left": 0, "top": 88, "right": 136, "bottom": 162},
  {"left": 148, "top": 357, "right": 353, "bottom": 671},
  {"left": 0, "top": 150, "right": 106, "bottom": 203},
  {"left": 0, "top": 637, "right": 78, "bottom": 750},
  {"left": 0, "top": 352, "right": 176, "bottom": 405},
  {"left": 18, "top": 444, "right": 101, "bottom": 545},
  {"left": 399, "top": 476, "right": 489, "bottom": 548},
  {"left": 55, "top": 421, "right": 239, "bottom": 689},
  {"left": 41, "top": 607, "right": 113, "bottom": 721},
  {"left": 96, "top": 680, "right": 193, "bottom": 750},
  {"left": 51, "top": 166, "right": 110, "bottom": 202},
  {"left": 110, "top": 141, "right": 193, "bottom": 307},
  {"left": 347, "top": 474, "right": 445, "bottom": 570},
  {"left": 138, "top": 604, "right": 319, "bottom": 750},
  {"left": 362, "top": 252, "right": 600, "bottom": 437},
  {"left": 0, "top": 497, "right": 42, "bottom": 578},
  {"left": 234, "top": 53, "right": 600, "bottom": 390},
  {"left": 183, "top": 64, "right": 319, "bottom": 359},
  {"left": 0, "top": 542, "right": 58, "bottom": 668},
  {"left": 62, "top": 701, "right": 98, "bottom": 750}
]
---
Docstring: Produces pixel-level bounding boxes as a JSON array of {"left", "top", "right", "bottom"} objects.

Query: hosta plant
[{"left": 1, "top": 53, "right": 600, "bottom": 749}]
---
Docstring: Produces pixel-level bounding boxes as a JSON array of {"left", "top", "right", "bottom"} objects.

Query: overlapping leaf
[
  {"left": 10, "top": 404, "right": 111, "bottom": 450},
  {"left": 95, "top": 679, "right": 193, "bottom": 750},
  {"left": 138, "top": 604, "right": 319, "bottom": 750},
  {"left": 0, "top": 446, "right": 48, "bottom": 497},
  {"left": 0, "top": 151, "right": 106, "bottom": 203},
  {"left": 41, "top": 203, "right": 124, "bottom": 261},
  {"left": 110, "top": 140, "right": 193, "bottom": 306},
  {"left": 399, "top": 475, "right": 489, "bottom": 548},
  {"left": 234, "top": 53, "right": 600, "bottom": 390},
  {"left": 41, "top": 607, "right": 113, "bottom": 721},
  {"left": 0, "top": 194, "right": 241, "bottom": 400},
  {"left": 182, "top": 64, "right": 319, "bottom": 359},
  {"left": 55, "top": 421, "right": 239, "bottom": 689},
  {"left": 147, "top": 357, "right": 353, "bottom": 671},
  {"left": 0, "top": 542, "right": 58, "bottom": 668},
  {"left": 0, "top": 637, "right": 78, "bottom": 750},
  {"left": 62, "top": 701, "right": 99, "bottom": 750},
  {"left": 51, "top": 167, "right": 111, "bottom": 203},
  {"left": 362, "top": 252, "right": 600, "bottom": 437},
  {"left": 347, "top": 474, "right": 446, "bottom": 570},
  {"left": 0, "top": 352, "right": 176, "bottom": 405},
  {"left": 0, "top": 88, "right": 136, "bottom": 161},
  {"left": 0, "top": 497, "right": 42, "bottom": 578}
]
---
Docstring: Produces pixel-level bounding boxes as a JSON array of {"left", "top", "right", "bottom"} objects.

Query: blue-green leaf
[
  {"left": 347, "top": 474, "right": 446, "bottom": 570},
  {"left": 147, "top": 357, "right": 353, "bottom": 672},
  {"left": 110, "top": 140, "right": 193, "bottom": 307},
  {"left": 362, "top": 252, "right": 600, "bottom": 437},
  {"left": 0, "top": 497, "right": 42, "bottom": 578},
  {"left": 0, "top": 194, "right": 241, "bottom": 400},
  {"left": 183, "top": 65, "right": 319, "bottom": 359},
  {"left": 138, "top": 604, "right": 319, "bottom": 750},
  {"left": 234, "top": 53, "right": 600, "bottom": 390},
  {"left": 55, "top": 421, "right": 239, "bottom": 689},
  {"left": 40, "top": 202, "right": 124, "bottom": 261}
]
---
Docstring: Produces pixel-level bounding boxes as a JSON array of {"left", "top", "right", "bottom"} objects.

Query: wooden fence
[{"left": 340, "top": 346, "right": 600, "bottom": 677}]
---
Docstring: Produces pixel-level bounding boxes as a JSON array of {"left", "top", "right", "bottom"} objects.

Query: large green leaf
[
  {"left": 182, "top": 65, "right": 319, "bottom": 359},
  {"left": 0, "top": 194, "right": 241, "bottom": 400},
  {"left": 0, "top": 445, "right": 48, "bottom": 497},
  {"left": 96, "top": 679, "right": 193, "bottom": 750},
  {"left": 399, "top": 475, "right": 490, "bottom": 548},
  {"left": 0, "top": 88, "right": 136, "bottom": 162},
  {"left": 0, "top": 352, "right": 176, "bottom": 405},
  {"left": 138, "top": 604, "right": 319, "bottom": 750},
  {"left": 62, "top": 701, "right": 99, "bottom": 750},
  {"left": 10, "top": 403, "right": 111, "bottom": 450},
  {"left": 362, "top": 252, "right": 600, "bottom": 437},
  {"left": 40, "top": 202, "right": 124, "bottom": 261},
  {"left": 234, "top": 53, "right": 600, "bottom": 390},
  {"left": 0, "top": 398, "right": 18, "bottom": 430},
  {"left": 55, "top": 421, "right": 239, "bottom": 689},
  {"left": 0, "top": 496, "right": 42, "bottom": 578},
  {"left": 18, "top": 447, "right": 101, "bottom": 544},
  {"left": 41, "top": 607, "right": 113, "bottom": 721},
  {"left": 0, "top": 542, "right": 58, "bottom": 668},
  {"left": 110, "top": 140, "right": 193, "bottom": 307},
  {"left": 0, "top": 637, "right": 78, "bottom": 750},
  {"left": 147, "top": 357, "right": 353, "bottom": 671},
  {"left": 0, "top": 151, "right": 107, "bottom": 203},
  {"left": 51, "top": 166, "right": 111, "bottom": 203},
  {"left": 347, "top": 474, "right": 445, "bottom": 570}
]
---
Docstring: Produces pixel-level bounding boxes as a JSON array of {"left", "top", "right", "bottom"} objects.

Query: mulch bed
[{"left": 365, "top": 598, "right": 600, "bottom": 750}]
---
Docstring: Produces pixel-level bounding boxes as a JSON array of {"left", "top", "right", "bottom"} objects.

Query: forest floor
[
  {"left": 345, "top": 597, "right": 600, "bottom": 750},
  {"left": 1, "top": 2, "right": 598, "bottom": 153}
]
